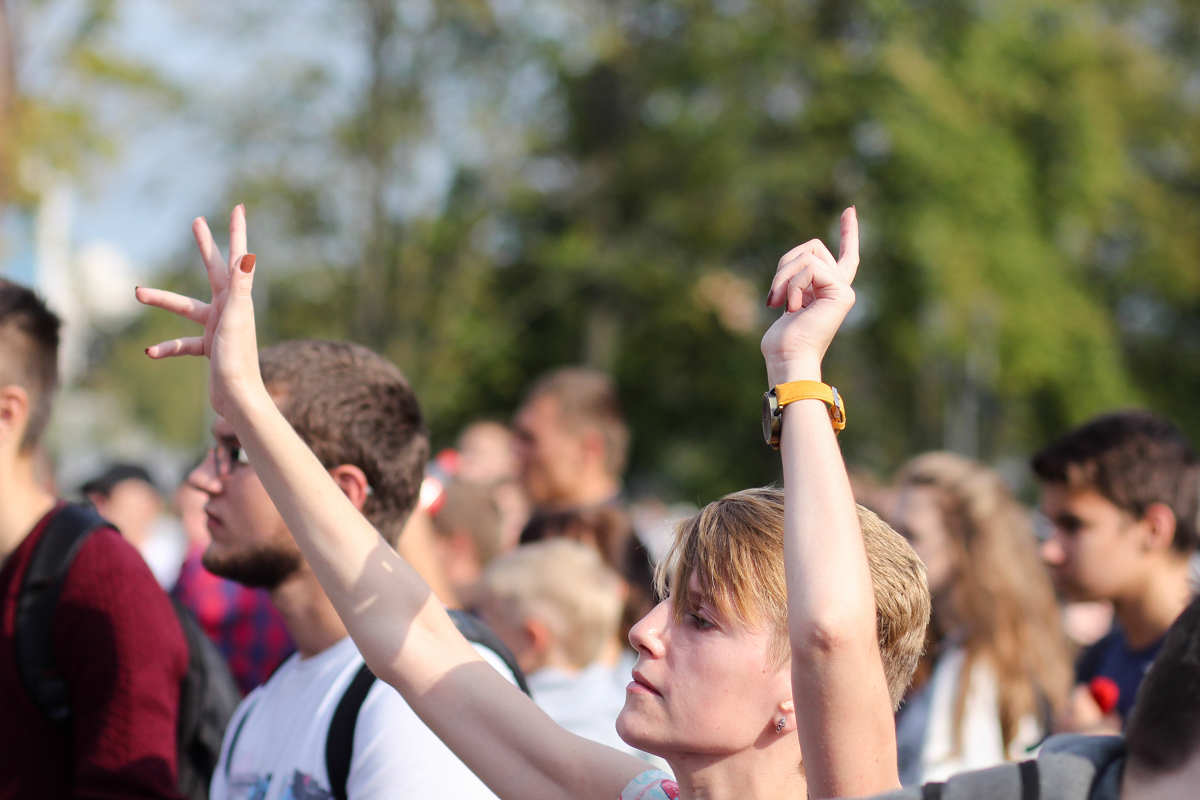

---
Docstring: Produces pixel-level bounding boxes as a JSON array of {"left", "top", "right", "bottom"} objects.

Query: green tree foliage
[{"left": 101, "top": 0, "right": 1200, "bottom": 501}]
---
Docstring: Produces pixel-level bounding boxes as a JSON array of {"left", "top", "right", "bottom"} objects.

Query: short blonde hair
[
  {"left": 482, "top": 540, "right": 624, "bottom": 669},
  {"left": 655, "top": 487, "right": 930, "bottom": 710}
]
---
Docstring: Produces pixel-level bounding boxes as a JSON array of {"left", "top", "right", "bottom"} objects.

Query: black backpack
[
  {"left": 222, "top": 608, "right": 530, "bottom": 800},
  {"left": 15, "top": 503, "right": 241, "bottom": 800}
]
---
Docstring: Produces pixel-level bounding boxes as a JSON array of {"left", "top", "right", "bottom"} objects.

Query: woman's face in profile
[
  {"left": 893, "top": 486, "right": 957, "bottom": 597},
  {"left": 615, "top": 572, "right": 793, "bottom": 760}
]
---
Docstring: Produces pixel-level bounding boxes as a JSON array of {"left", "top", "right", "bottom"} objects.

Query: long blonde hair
[{"left": 895, "top": 453, "right": 1071, "bottom": 751}]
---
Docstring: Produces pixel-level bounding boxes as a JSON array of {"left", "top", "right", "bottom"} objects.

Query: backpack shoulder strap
[
  {"left": 326, "top": 662, "right": 377, "bottom": 800},
  {"left": 14, "top": 503, "right": 110, "bottom": 731},
  {"left": 322, "top": 611, "right": 529, "bottom": 800},
  {"left": 1018, "top": 759, "right": 1040, "bottom": 800},
  {"left": 447, "top": 608, "right": 531, "bottom": 696}
]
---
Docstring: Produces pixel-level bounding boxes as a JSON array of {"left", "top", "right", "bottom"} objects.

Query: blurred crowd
[{"left": 1, "top": 277, "right": 1197, "bottom": 800}]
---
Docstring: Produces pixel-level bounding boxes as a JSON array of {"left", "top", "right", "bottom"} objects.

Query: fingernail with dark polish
[
  {"left": 144, "top": 348, "right": 150, "bottom": 355},
  {"left": 240, "top": 254, "right": 256, "bottom": 273}
]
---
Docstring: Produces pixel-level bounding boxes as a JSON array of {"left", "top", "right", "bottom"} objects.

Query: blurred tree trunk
[
  {"left": 354, "top": 0, "right": 400, "bottom": 351},
  {"left": 0, "top": 0, "right": 16, "bottom": 204}
]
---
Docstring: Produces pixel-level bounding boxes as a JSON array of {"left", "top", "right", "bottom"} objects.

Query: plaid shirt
[{"left": 172, "top": 546, "right": 295, "bottom": 695}]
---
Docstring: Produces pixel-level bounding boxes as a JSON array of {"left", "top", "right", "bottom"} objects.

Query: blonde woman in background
[{"left": 891, "top": 452, "right": 1072, "bottom": 785}]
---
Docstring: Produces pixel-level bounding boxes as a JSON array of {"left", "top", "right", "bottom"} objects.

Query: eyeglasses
[{"left": 208, "top": 442, "right": 251, "bottom": 477}]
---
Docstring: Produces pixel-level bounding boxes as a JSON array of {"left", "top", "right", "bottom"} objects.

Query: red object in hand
[{"left": 1089, "top": 677, "right": 1120, "bottom": 715}]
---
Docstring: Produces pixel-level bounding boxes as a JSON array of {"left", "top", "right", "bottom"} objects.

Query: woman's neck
[{"left": 669, "top": 740, "right": 806, "bottom": 800}]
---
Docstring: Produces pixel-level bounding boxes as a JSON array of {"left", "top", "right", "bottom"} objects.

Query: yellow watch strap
[{"left": 774, "top": 380, "right": 846, "bottom": 432}]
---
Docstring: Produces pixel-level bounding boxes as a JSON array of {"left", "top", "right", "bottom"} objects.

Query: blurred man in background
[
  {"left": 0, "top": 279, "right": 188, "bottom": 800},
  {"left": 1034, "top": 410, "right": 1198, "bottom": 732},
  {"left": 456, "top": 421, "right": 530, "bottom": 552},
  {"left": 430, "top": 479, "right": 504, "bottom": 607},
  {"left": 199, "top": 340, "right": 507, "bottom": 800},
  {"left": 513, "top": 367, "right": 628, "bottom": 513},
  {"left": 83, "top": 463, "right": 188, "bottom": 589}
]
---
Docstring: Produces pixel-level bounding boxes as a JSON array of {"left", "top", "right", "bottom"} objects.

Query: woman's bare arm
[
  {"left": 761, "top": 208, "right": 900, "bottom": 799},
  {"left": 137, "top": 208, "right": 649, "bottom": 800}
]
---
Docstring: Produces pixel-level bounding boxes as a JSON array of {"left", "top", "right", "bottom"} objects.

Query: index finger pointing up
[{"left": 838, "top": 206, "right": 860, "bottom": 284}]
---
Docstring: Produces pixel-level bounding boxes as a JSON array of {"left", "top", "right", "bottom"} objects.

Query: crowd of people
[{"left": 0, "top": 205, "right": 1198, "bottom": 800}]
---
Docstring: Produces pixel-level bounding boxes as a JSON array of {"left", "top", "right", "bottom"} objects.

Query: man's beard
[{"left": 202, "top": 542, "right": 303, "bottom": 590}]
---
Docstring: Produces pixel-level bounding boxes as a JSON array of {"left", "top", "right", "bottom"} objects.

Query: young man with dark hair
[
  {"left": 0, "top": 278, "right": 189, "bottom": 800},
  {"left": 1031, "top": 410, "right": 1198, "bottom": 730},
  {"left": 193, "top": 336, "right": 512, "bottom": 800}
]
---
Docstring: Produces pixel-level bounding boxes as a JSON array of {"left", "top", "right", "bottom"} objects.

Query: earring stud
[{"left": 776, "top": 718, "right": 786, "bottom": 733}]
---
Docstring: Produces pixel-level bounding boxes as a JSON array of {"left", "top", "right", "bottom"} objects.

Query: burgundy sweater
[{"left": 0, "top": 504, "right": 188, "bottom": 800}]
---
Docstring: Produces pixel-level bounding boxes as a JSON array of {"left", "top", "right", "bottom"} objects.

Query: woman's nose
[{"left": 628, "top": 598, "right": 669, "bottom": 658}]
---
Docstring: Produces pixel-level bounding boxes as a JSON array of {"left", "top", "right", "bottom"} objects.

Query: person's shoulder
[
  {"left": 1038, "top": 735, "right": 1125, "bottom": 800},
  {"left": 68, "top": 523, "right": 159, "bottom": 583},
  {"left": 620, "top": 770, "right": 679, "bottom": 800},
  {"left": 1039, "top": 733, "right": 1125, "bottom": 764},
  {"left": 59, "top": 523, "right": 181, "bottom": 625},
  {"left": 862, "top": 788, "right": 920, "bottom": 800}
]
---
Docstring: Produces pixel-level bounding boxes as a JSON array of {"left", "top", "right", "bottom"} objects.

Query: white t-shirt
[{"left": 211, "top": 636, "right": 511, "bottom": 800}]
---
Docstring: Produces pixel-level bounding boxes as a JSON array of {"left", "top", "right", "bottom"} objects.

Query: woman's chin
[{"left": 615, "top": 707, "right": 668, "bottom": 756}]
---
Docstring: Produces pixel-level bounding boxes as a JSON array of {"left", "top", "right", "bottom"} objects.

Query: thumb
[{"left": 231, "top": 253, "right": 256, "bottom": 298}]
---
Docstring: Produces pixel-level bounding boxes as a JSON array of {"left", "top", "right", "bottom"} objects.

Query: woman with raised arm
[{"left": 136, "top": 205, "right": 928, "bottom": 800}]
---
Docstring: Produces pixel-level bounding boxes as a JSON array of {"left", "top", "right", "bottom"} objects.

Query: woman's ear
[
  {"left": 328, "top": 464, "right": 372, "bottom": 510},
  {"left": 774, "top": 698, "right": 796, "bottom": 735}
]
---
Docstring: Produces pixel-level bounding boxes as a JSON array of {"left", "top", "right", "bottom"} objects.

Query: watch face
[{"left": 762, "top": 391, "right": 779, "bottom": 447}]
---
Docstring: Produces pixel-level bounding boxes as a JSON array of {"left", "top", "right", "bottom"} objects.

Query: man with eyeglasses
[
  {"left": 0, "top": 280, "right": 189, "bottom": 800},
  {"left": 1032, "top": 410, "right": 1198, "bottom": 734},
  {"left": 171, "top": 471, "right": 294, "bottom": 695},
  {"left": 193, "top": 339, "right": 510, "bottom": 800}
]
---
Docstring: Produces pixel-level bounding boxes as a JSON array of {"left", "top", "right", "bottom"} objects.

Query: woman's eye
[{"left": 688, "top": 612, "right": 715, "bottom": 630}]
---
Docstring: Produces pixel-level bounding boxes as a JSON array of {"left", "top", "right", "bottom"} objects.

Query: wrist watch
[{"left": 762, "top": 380, "right": 846, "bottom": 449}]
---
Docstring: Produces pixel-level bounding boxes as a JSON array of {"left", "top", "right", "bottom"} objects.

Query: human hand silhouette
[
  {"left": 135, "top": 205, "right": 266, "bottom": 419},
  {"left": 761, "top": 207, "right": 859, "bottom": 386}
]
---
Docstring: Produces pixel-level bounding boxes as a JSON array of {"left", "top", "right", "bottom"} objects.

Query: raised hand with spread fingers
[
  {"left": 135, "top": 205, "right": 267, "bottom": 420},
  {"left": 136, "top": 208, "right": 650, "bottom": 800}
]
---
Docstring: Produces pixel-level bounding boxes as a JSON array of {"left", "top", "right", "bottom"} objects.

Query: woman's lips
[{"left": 628, "top": 670, "right": 662, "bottom": 697}]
